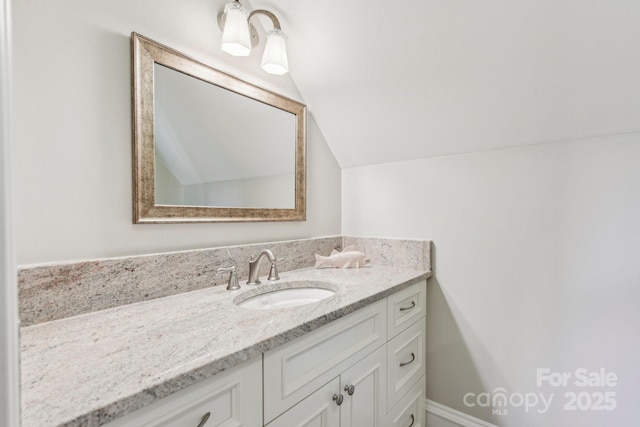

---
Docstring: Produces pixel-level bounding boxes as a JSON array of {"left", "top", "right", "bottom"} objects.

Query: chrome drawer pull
[
  {"left": 399, "top": 352, "right": 415, "bottom": 367},
  {"left": 344, "top": 384, "right": 355, "bottom": 395},
  {"left": 333, "top": 393, "right": 344, "bottom": 405},
  {"left": 196, "top": 412, "right": 211, "bottom": 427},
  {"left": 399, "top": 301, "right": 416, "bottom": 312},
  {"left": 407, "top": 413, "right": 415, "bottom": 427}
]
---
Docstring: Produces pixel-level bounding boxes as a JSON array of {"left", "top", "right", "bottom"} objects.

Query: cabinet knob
[
  {"left": 196, "top": 412, "right": 211, "bottom": 427},
  {"left": 344, "top": 384, "right": 355, "bottom": 395},
  {"left": 399, "top": 352, "right": 416, "bottom": 367},
  {"left": 399, "top": 301, "right": 416, "bottom": 312},
  {"left": 332, "top": 393, "right": 344, "bottom": 406}
]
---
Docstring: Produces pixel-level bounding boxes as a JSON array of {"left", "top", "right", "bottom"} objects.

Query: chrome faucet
[{"left": 247, "top": 249, "right": 280, "bottom": 285}]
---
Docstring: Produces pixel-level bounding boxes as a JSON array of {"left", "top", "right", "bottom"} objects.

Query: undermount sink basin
[{"left": 234, "top": 282, "right": 336, "bottom": 310}]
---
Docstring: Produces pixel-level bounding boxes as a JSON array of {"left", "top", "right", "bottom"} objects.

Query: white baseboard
[{"left": 425, "top": 399, "right": 498, "bottom": 427}]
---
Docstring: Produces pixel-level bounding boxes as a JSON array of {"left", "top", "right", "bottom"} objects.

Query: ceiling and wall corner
[{"left": 277, "top": 0, "right": 640, "bottom": 167}]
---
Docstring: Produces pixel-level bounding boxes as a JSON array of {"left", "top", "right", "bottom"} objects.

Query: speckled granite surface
[
  {"left": 18, "top": 236, "right": 342, "bottom": 326},
  {"left": 18, "top": 236, "right": 432, "bottom": 426},
  {"left": 21, "top": 265, "right": 431, "bottom": 427},
  {"left": 342, "top": 236, "right": 431, "bottom": 271}
]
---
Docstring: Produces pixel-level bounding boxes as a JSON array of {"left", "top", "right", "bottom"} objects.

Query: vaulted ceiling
[{"left": 258, "top": 0, "right": 640, "bottom": 168}]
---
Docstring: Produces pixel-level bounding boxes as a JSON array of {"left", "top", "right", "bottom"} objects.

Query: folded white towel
[{"left": 314, "top": 246, "right": 370, "bottom": 269}]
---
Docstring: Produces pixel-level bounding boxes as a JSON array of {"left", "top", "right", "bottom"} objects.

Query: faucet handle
[
  {"left": 267, "top": 258, "right": 283, "bottom": 281},
  {"left": 217, "top": 266, "right": 240, "bottom": 290}
]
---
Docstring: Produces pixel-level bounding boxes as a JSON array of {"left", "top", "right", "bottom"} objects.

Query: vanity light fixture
[{"left": 218, "top": 0, "right": 289, "bottom": 75}]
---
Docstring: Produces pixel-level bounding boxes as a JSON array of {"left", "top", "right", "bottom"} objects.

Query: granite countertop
[{"left": 20, "top": 265, "right": 430, "bottom": 427}]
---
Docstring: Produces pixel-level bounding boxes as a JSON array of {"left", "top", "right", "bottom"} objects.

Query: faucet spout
[{"left": 247, "top": 249, "right": 279, "bottom": 285}]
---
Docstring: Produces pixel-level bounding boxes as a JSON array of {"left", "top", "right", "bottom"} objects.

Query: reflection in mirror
[
  {"left": 153, "top": 64, "right": 296, "bottom": 209},
  {"left": 131, "top": 33, "right": 306, "bottom": 223}
]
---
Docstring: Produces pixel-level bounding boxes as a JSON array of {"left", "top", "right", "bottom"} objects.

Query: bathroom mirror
[{"left": 131, "top": 33, "right": 306, "bottom": 223}]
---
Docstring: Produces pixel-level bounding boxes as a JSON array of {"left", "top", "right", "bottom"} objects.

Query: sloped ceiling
[{"left": 257, "top": 0, "right": 640, "bottom": 168}]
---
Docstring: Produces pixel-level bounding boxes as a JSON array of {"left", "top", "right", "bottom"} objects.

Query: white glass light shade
[
  {"left": 221, "top": 2, "right": 251, "bottom": 56},
  {"left": 261, "top": 29, "right": 289, "bottom": 75}
]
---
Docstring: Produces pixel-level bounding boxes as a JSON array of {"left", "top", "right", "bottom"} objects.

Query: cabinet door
[
  {"left": 264, "top": 299, "right": 386, "bottom": 422},
  {"left": 266, "top": 377, "right": 340, "bottom": 427},
  {"left": 104, "top": 356, "right": 262, "bottom": 427},
  {"left": 339, "top": 345, "right": 387, "bottom": 427}
]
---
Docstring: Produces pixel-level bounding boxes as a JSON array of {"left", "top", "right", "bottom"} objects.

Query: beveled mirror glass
[{"left": 131, "top": 33, "right": 306, "bottom": 223}]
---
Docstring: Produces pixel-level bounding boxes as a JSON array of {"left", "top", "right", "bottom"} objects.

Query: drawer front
[
  {"left": 387, "top": 280, "right": 426, "bottom": 339},
  {"left": 386, "top": 375, "right": 425, "bottom": 427},
  {"left": 386, "top": 318, "right": 426, "bottom": 410},
  {"left": 104, "top": 356, "right": 262, "bottom": 427},
  {"left": 264, "top": 299, "right": 387, "bottom": 423}
]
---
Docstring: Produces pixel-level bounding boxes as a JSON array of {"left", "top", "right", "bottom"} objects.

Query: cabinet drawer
[
  {"left": 387, "top": 280, "right": 426, "bottom": 338},
  {"left": 386, "top": 318, "right": 425, "bottom": 410},
  {"left": 104, "top": 356, "right": 262, "bottom": 427},
  {"left": 264, "top": 299, "right": 387, "bottom": 423},
  {"left": 386, "top": 375, "right": 425, "bottom": 427}
]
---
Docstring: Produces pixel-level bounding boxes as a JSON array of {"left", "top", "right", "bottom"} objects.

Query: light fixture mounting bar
[{"left": 248, "top": 9, "right": 282, "bottom": 31}]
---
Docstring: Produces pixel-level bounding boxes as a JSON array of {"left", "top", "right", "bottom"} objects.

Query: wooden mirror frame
[{"left": 131, "top": 33, "right": 306, "bottom": 223}]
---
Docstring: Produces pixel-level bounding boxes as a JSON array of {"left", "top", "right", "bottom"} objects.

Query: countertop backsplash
[
  {"left": 18, "top": 236, "right": 431, "bottom": 326},
  {"left": 342, "top": 235, "right": 431, "bottom": 271}
]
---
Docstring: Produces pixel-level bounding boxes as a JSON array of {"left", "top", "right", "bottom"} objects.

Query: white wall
[
  {"left": 12, "top": 0, "right": 341, "bottom": 265},
  {"left": 343, "top": 134, "right": 640, "bottom": 426}
]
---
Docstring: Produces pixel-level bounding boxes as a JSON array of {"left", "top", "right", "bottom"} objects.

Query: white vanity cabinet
[
  {"left": 103, "top": 356, "right": 262, "bottom": 427},
  {"left": 386, "top": 285, "right": 427, "bottom": 410},
  {"left": 386, "top": 282, "right": 427, "bottom": 427},
  {"left": 265, "top": 279, "right": 427, "bottom": 427}
]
